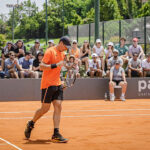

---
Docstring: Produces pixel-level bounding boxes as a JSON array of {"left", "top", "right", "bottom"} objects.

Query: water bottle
[{"left": 104, "top": 92, "right": 107, "bottom": 101}]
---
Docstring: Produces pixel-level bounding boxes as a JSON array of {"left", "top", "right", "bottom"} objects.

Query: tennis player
[{"left": 24, "top": 36, "right": 71, "bottom": 143}]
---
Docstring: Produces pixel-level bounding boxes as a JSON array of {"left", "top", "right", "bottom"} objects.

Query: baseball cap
[
  {"left": 48, "top": 40, "right": 54, "bottom": 44},
  {"left": 72, "top": 40, "right": 77, "bottom": 43},
  {"left": 96, "top": 39, "right": 102, "bottom": 43},
  {"left": 35, "top": 39, "right": 40, "bottom": 43},
  {"left": 146, "top": 52, "right": 150, "bottom": 57},
  {"left": 107, "top": 42, "right": 114, "bottom": 47},
  {"left": 92, "top": 53, "right": 98, "bottom": 58},
  {"left": 115, "top": 60, "right": 120, "bottom": 64},
  {"left": 69, "top": 55, "right": 75, "bottom": 59},
  {"left": 133, "top": 38, "right": 138, "bottom": 42},
  {"left": 113, "top": 49, "right": 119, "bottom": 53},
  {"left": 59, "top": 36, "right": 71, "bottom": 49}
]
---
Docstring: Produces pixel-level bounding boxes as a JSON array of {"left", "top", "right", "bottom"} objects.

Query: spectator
[
  {"left": 104, "top": 42, "right": 114, "bottom": 71},
  {"left": 65, "top": 55, "right": 80, "bottom": 78},
  {"left": 87, "top": 53, "right": 102, "bottom": 78},
  {"left": 19, "top": 52, "right": 35, "bottom": 78},
  {"left": 14, "top": 40, "right": 26, "bottom": 59},
  {"left": 61, "top": 52, "right": 68, "bottom": 77},
  {"left": 48, "top": 40, "right": 55, "bottom": 48},
  {"left": 142, "top": 52, "right": 150, "bottom": 77},
  {"left": 4, "top": 51, "right": 21, "bottom": 79},
  {"left": 33, "top": 52, "right": 44, "bottom": 78},
  {"left": 128, "top": 38, "right": 145, "bottom": 60},
  {"left": 106, "top": 49, "right": 123, "bottom": 77},
  {"left": 1, "top": 42, "right": 15, "bottom": 70},
  {"left": 93, "top": 39, "right": 104, "bottom": 70},
  {"left": 80, "top": 40, "right": 91, "bottom": 71},
  {"left": 128, "top": 53, "right": 142, "bottom": 77},
  {"left": 109, "top": 60, "right": 127, "bottom": 101},
  {"left": 69, "top": 40, "right": 80, "bottom": 59},
  {"left": 30, "top": 39, "right": 43, "bottom": 58},
  {"left": 115, "top": 37, "right": 128, "bottom": 63},
  {"left": 0, "top": 65, "right": 5, "bottom": 78}
]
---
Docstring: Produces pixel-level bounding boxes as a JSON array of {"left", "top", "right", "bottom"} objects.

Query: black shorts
[
  {"left": 41, "top": 85, "right": 63, "bottom": 103},
  {"left": 87, "top": 71, "right": 97, "bottom": 76},
  {"left": 131, "top": 70, "right": 139, "bottom": 77},
  {"left": 112, "top": 80, "right": 123, "bottom": 85}
]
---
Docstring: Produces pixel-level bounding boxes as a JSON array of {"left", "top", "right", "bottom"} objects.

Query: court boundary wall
[{"left": 0, "top": 78, "right": 150, "bottom": 101}]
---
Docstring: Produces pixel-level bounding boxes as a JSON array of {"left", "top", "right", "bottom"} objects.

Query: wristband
[{"left": 51, "top": 64, "right": 57, "bottom": 69}]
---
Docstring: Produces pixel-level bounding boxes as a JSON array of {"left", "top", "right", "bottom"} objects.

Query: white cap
[
  {"left": 72, "top": 40, "right": 77, "bottom": 43},
  {"left": 48, "top": 40, "right": 54, "bottom": 44},
  {"left": 113, "top": 49, "right": 119, "bottom": 53},
  {"left": 92, "top": 53, "right": 98, "bottom": 58},
  {"left": 96, "top": 39, "right": 102, "bottom": 43},
  {"left": 107, "top": 42, "right": 114, "bottom": 47}
]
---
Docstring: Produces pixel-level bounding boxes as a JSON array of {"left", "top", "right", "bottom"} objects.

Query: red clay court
[{"left": 0, "top": 99, "right": 150, "bottom": 150}]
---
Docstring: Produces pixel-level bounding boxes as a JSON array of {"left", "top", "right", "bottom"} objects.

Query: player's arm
[{"left": 40, "top": 61, "right": 64, "bottom": 70}]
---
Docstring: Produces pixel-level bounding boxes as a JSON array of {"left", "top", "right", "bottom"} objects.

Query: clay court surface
[{"left": 0, "top": 99, "right": 150, "bottom": 150}]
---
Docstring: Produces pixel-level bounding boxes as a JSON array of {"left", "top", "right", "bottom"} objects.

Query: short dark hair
[
  {"left": 120, "top": 37, "right": 126, "bottom": 41},
  {"left": 25, "top": 52, "right": 31, "bottom": 56},
  {"left": 133, "top": 52, "right": 138, "bottom": 57}
]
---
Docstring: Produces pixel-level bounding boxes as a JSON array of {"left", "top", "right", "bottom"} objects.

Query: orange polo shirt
[
  {"left": 71, "top": 48, "right": 80, "bottom": 58},
  {"left": 41, "top": 47, "right": 65, "bottom": 89}
]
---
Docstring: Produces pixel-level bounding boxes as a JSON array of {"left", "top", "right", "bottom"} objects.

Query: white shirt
[
  {"left": 142, "top": 59, "right": 150, "bottom": 69},
  {"left": 104, "top": 49, "right": 113, "bottom": 58},
  {"left": 88, "top": 59, "right": 101, "bottom": 71},
  {"left": 93, "top": 45, "right": 104, "bottom": 56}
]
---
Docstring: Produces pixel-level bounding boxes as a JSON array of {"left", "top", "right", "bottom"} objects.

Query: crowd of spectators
[{"left": 0, "top": 37, "right": 150, "bottom": 79}]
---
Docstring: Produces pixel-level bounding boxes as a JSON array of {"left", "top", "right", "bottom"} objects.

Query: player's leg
[
  {"left": 119, "top": 81, "right": 127, "bottom": 101},
  {"left": 109, "top": 81, "right": 116, "bottom": 101},
  {"left": 51, "top": 86, "right": 68, "bottom": 143}
]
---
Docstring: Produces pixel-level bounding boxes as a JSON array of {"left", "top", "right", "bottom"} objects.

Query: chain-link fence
[{"left": 68, "top": 16, "right": 150, "bottom": 53}]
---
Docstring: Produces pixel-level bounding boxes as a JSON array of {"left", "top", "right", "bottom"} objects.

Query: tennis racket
[{"left": 63, "top": 70, "right": 76, "bottom": 88}]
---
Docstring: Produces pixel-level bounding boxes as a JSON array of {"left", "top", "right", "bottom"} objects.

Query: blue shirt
[{"left": 19, "top": 57, "right": 33, "bottom": 69}]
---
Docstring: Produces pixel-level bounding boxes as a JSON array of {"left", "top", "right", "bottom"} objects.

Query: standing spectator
[
  {"left": 66, "top": 55, "right": 80, "bottom": 78},
  {"left": 30, "top": 39, "right": 43, "bottom": 58},
  {"left": 142, "top": 52, "right": 150, "bottom": 77},
  {"left": 33, "top": 52, "right": 44, "bottom": 78},
  {"left": 128, "top": 38, "right": 145, "bottom": 60},
  {"left": 4, "top": 51, "right": 21, "bottom": 79},
  {"left": 106, "top": 49, "right": 123, "bottom": 77},
  {"left": 1, "top": 42, "right": 15, "bottom": 70},
  {"left": 109, "top": 60, "right": 127, "bottom": 101},
  {"left": 14, "top": 40, "right": 26, "bottom": 59},
  {"left": 93, "top": 39, "right": 104, "bottom": 70},
  {"left": 115, "top": 37, "right": 128, "bottom": 63},
  {"left": 87, "top": 53, "right": 102, "bottom": 78},
  {"left": 128, "top": 53, "right": 142, "bottom": 77},
  {"left": 48, "top": 40, "right": 55, "bottom": 48},
  {"left": 80, "top": 40, "right": 91, "bottom": 71},
  {"left": 19, "top": 52, "right": 35, "bottom": 78},
  {"left": 104, "top": 42, "right": 114, "bottom": 71}
]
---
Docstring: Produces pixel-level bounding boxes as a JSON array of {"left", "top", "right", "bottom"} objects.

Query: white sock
[
  {"left": 121, "top": 93, "right": 125, "bottom": 97},
  {"left": 110, "top": 93, "right": 114, "bottom": 97}
]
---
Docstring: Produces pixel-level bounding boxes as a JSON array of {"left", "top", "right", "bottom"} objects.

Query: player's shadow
[{"left": 24, "top": 139, "right": 51, "bottom": 144}]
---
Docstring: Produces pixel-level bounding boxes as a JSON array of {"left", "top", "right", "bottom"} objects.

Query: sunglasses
[
  {"left": 73, "top": 43, "right": 77, "bottom": 44},
  {"left": 11, "top": 55, "right": 15, "bottom": 56}
]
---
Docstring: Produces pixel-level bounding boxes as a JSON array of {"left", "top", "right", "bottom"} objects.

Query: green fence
[{"left": 68, "top": 16, "right": 150, "bottom": 54}]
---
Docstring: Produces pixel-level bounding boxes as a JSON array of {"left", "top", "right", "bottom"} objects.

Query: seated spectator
[
  {"left": 115, "top": 37, "right": 128, "bottom": 63},
  {"left": 14, "top": 40, "right": 26, "bottom": 59},
  {"left": 30, "top": 39, "right": 43, "bottom": 58},
  {"left": 33, "top": 52, "right": 44, "bottom": 78},
  {"left": 80, "top": 40, "right": 91, "bottom": 71},
  {"left": 109, "top": 60, "right": 127, "bottom": 101},
  {"left": 69, "top": 40, "right": 81, "bottom": 66},
  {"left": 142, "top": 52, "right": 150, "bottom": 77},
  {"left": 19, "top": 52, "right": 35, "bottom": 78},
  {"left": 0, "top": 65, "right": 5, "bottom": 78},
  {"left": 87, "top": 53, "right": 102, "bottom": 78},
  {"left": 104, "top": 42, "right": 114, "bottom": 71},
  {"left": 65, "top": 55, "right": 80, "bottom": 78},
  {"left": 128, "top": 38, "right": 145, "bottom": 60},
  {"left": 4, "top": 51, "right": 21, "bottom": 79},
  {"left": 128, "top": 53, "right": 142, "bottom": 77},
  {"left": 1, "top": 42, "right": 15, "bottom": 70},
  {"left": 48, "top": 40, "right": 55, "bottom": 48},
  {"left": 106, "top": 49, "right": 123, "bottom": 77},
  {"left": 93, "top": 39, "right": 104, "bottom": 70},
  {"left": 61, "top": 52, "right": 68, "bottom": 77}
]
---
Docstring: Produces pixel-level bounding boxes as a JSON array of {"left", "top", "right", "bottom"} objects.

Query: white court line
[
  {"left": 1, "top": 113, "right": 150, "bottom": 119},
  {"left": 0, "top": 137, "right": 22, "bottom": 150},
  {"left": 1, "top": 108, "right": 150, "bottom": 114}
]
